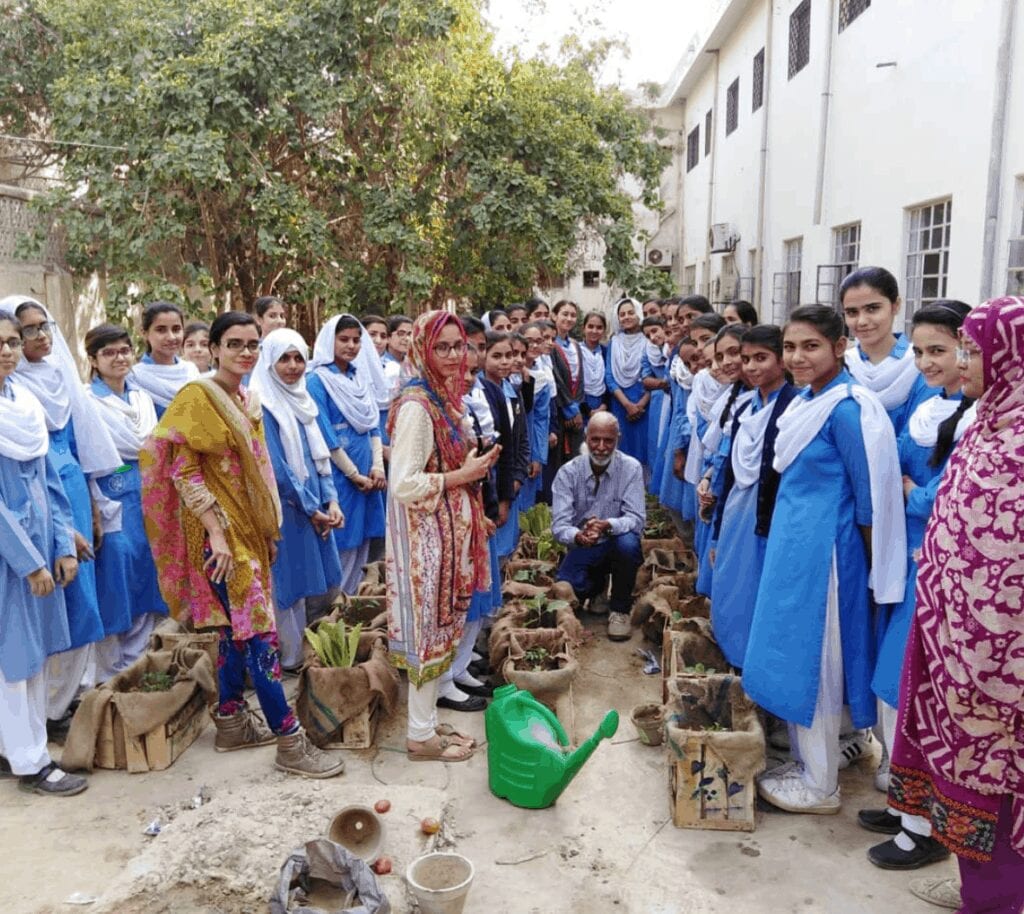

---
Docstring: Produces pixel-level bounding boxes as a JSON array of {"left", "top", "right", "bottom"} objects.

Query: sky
[{"left": 484, "top": 0, "right": 717, "bottom": 93}]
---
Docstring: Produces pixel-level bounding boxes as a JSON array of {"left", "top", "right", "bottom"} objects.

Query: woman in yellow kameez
[{"left": 140, "top": 311, "right": 344, "bottom": 778}]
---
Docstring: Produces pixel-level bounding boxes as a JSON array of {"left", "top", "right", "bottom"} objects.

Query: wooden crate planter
[
  {"left": 95, "top": 688, "right": 208, "bottom": 773},
  {"left": 149, "top": 630, "right": 220, "bottom": 680},
  {"left": 665, "top": 675, "right": 765, "bottom": 832},
  {"left": 661, "top": 617, "right": 730, "bottom": 702}
]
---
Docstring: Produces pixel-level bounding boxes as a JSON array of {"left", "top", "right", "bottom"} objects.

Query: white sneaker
[
  {"left": 908, "top": 876, "right": 961, "bottom": 910},
  {"left": 838, "top": 731, "right": 873, "bottom": 770},
  {"left": 758, "top": 776, "right": 841, "bottom": 815},
  {"left": 874, "top": 755, "right": 891, "bottom": 792},
  {"left": 757, "top": 760, "right": 803, "bottom": 783},
  {"left": 607, "top": 612, "right": 631, "bottom": 641}
]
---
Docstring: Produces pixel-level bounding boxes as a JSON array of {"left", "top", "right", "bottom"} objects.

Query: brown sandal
[
  {"left": 435, "top": 724, "right": 476, "bottom": 748},
  {"left": 407, "top": 735, "right": 474, "bottom": 763}
]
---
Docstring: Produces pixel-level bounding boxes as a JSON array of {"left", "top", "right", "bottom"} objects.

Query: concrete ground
[{"left": 0, "top": 613, "right": 956, "bottom": 914}]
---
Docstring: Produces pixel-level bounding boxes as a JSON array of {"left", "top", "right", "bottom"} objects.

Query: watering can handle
[{"left": 517, "top": 694, "right": 569, "bottom": 745}]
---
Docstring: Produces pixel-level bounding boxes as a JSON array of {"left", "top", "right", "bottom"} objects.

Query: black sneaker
[
  {"left": 868, "top": 832, "right": 951, "bottom": 870},
  {"left": 436, "top": 695, "right": 487, "bottom": 713},
  {"left": 454, "top": 680, "right": 494, "bottom": 699},
  {"left": 18, "top": 762, "right": 88, "bottom": 797},
  {"left": 858, "top": 808, "right": 902, "bottom": 835}
]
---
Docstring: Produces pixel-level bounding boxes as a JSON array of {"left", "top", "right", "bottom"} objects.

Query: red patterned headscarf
[{"left": 387, "top": 310, "right": 491, "bottom": 598}]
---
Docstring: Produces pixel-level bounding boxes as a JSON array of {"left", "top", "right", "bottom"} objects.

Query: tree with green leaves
[{"left": 1, "top": 0, "right": 672, "bottom": 333}]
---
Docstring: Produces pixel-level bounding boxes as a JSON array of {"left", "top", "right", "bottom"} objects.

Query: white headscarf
[
  {"left": 130, "top": 352, "right": 200, "bottom": 409},
  {"left": 669, "top": 350, "right": 693, "bottom": 391},
  {"left": 731, "top": 392, "right": 778, "bottom": 490},
  {"left": 846, "top": 338, "right": 922, "bottom": 410},
  {"left": 0, "top": 377, "right": 50, "bottom": 462},
  {"left": 2, "top": 295, "right": 121, "bottom": 476},
  {"left": 250, "top": 328, "right": 331, "bottom": 482},
  {"left": 608, "top": 298, "right": 646, "bottom": 388},
  {"left": 87, "top": 378, "right": 158, "bottom": 464},
  {"left": 310, "top": 315, "right": 381, "bottom": 435},
  {"left": 702, "top": 386, "right": 755, "bottom": 456},
  {"left": 773, "top": 381, "right": 906, "bottom": 603},
  {"left": 645, "top": 338, "right": 667, "bottom": 370},
  {"left": 684, "top": 369, "right": 729, "bottom": 484},
  {"left": 907, "top": 394, "right": 976, "bottom": 448},
  {"left": 581, "top": 342, "right": 606, "bottom": 397}
]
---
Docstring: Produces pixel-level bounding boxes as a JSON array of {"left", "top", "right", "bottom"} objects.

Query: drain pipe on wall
[
  {"left": 676, "top": 99, "right": 687, "bottom": 291},
  {"left": 754, "top": 1, "right": 775, "bottom": 313},
  {"left": 812, "top": 0, "right": 837, "bottom": 225},
  {"left": 704, "top": 49, "right": 721, "bottom": 298},
  {"left": 980, "top": 0, "right": 1017, "bottom": 300}
]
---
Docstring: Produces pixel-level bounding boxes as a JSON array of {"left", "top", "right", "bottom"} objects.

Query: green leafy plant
[
  {"left": 305, "top": 620, "right": 363, "bottom": 669},
  {"left": 519, "top": 505, "right": 566, "bottom": 562},
  {"left": 139, "top": 671, "right": 174, "bottom": 693},
  {"left": 522, "top": 647, "right": 554, "bottom": 672},
  {"left": 683, "top": 663, "right": 717, "bottom": 675}
]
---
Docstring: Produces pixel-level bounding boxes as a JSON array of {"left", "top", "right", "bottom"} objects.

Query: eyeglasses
[
  {"left": 0, "top": 337, "right": 24, "bottom": 352},
  {"left": 432, "top": 341, "right": 466, "bottom": 357},
  {"left": 956, "top": 347, "right": 979, "bottom": 365},
  {"left": 21, "top": 321, "right": 56, "bottom": 340},
  {"left": 393, "top": 329, "right": 412, "bottom": 339},
  {"left": 97, "top": 346, "right": 133, "bottom": 360},
  {"left": 524, "top": 339, "right": 543, "bottom": 348},
  {"left": 223, "top": 340, "right": 261, "bottom": 353}
]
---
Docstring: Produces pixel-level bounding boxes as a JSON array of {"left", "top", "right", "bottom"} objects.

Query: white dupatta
[
  {"left": 310, "top": 315, "right": 381, "bottom": 435},
  {"left": 846, "top": 337, "right": 921, "bottom": 410}
]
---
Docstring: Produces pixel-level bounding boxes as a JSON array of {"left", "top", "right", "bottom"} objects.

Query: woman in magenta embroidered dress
[
  {"left": 386, "top": 310, "right": 499, "bottom": 763},
  {"left": 140, "top": 311, "right": 344, "bottom": 779},
  {"left": 889, "top": 296, "right": 1024, "bottom": 914}
]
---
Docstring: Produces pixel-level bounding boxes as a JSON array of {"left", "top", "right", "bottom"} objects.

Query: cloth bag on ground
[{"left": 269, "top": 839, "right": 390, "bottom": 914}]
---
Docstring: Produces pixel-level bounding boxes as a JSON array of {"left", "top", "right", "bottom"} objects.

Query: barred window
[
  {"left": 839, "top": 0, "right": 870, "bottom": 32},
  {"left": 726, "top": 78, "right": 739, "bottom": 135},
  {"left": 705, "top": 110, "right": 712, "bottom": 156},
  {"left": 789, "top": 0, "right": 811, "bottom": 79},
  {"left": 752, "top": 48, "right": 765, "bottom": 112},
  {"left": 833, "top": 223, "right": 861, "bottom": 272},
  {"left": 687, "top": 126, "right": 700, "bottom": 172}
]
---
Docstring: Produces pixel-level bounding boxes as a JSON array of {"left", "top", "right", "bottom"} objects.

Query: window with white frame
[
  {"left": 683, "top": 264, "right": 697, "bottom": 296},
  {"left": 833, "top": 222, "right": 861, "bottom": 274},
  {"left": 905, "top": 199, "right": 952, "bottom": 320},
  {"left": 772, "top": 237, "right": 802, "bottom": 320}
]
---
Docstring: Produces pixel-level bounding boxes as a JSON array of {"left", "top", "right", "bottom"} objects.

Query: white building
[{"left": 646, "top": 0, "right": 1024, "bottom": 327}]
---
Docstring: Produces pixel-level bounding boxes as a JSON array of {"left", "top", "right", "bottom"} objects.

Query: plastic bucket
[
  {"left": 631, "top": 703, "right": 665, "bottom": 746},
  {"left": 328, "top": 805, "right": 386, "bottom": 863},
  {"left": 405, "top": 852, "right": 475, "bottom": 914}
]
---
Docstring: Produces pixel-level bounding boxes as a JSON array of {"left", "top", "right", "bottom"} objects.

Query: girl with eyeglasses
[
  {"left": 888, "top": 296, "right": 1024, "bottom": 911},
  {"left": 82, "top": 323, "right": 170, "bottom": 679},
  {"left": 141, "top": 311, "right": 344, "bottom": 777},
  {"left": 131, "top": 301, "right": 201, "bottom": 419},
  {"left": 0, "top": 307, "right": 87, "bottom": 797},
  {"left": 308, "top": 316, "right": 387, "bottom": 595},
  {"left": 5, "top": 296, "right": 120, "bottom": 728}
]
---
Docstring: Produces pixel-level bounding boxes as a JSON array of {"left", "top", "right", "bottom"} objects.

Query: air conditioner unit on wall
[
  {"left": 709, "top": 223, "right": 740, "bottom": 253},
  {"left": 646, "top": 247, "right": 675, "bottom": 266}
]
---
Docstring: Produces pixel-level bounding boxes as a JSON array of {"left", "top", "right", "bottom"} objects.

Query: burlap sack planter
[
  {"left": 664, "top": 674, "right": 765, "bottom": 832},
  {"left": 504, "top": 559, "right": 558, "bottom": 588},
  {"left": 500, "top": 629, "right": 578, "bottom": 709},
  {"left": 488, "top": 600, "right": 584, "bottom": 668},
  {"left": 62, "top": 646, "right": 217, "bottom": 772},
  {"left": 295, "top": 614, "right": 399, "bottom": 750},
  {"left": 668, "top": 618, "right": 731, "bottom": 679},
  {"left": 148, "top": 618, "right": 220, "bottom": 683}
]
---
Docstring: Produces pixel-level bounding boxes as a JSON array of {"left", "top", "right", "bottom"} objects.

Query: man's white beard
[{"left": 590, "top": 453, "right": 613, "bottom": 467}]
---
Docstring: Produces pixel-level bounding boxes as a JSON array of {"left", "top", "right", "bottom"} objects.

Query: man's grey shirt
[{"left": 551, "top": 450, "right": 646, "bottom": 546}]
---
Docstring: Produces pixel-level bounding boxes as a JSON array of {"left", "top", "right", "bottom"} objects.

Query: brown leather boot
[
  {"left": 274, "top": 728, "right": 346, "bottom": 779},
  {"left": 212, "top": 706, "right": 276, "bottom": 752}
]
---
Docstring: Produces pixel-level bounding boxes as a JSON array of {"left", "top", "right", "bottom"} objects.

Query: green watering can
[{"left": 485, "top": 684, "right": 619, "bottom": 809}]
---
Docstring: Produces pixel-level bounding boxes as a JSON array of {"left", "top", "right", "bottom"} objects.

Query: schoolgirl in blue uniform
[
  {"left": 840, "top": 267, "right": 937, "bottom": 435},
  {"left": 519, "top": 324, "right": 553, "bottom": 511},
  {"left": 131, "top": 301, "right": 201, "bottom": 419},
  {"left": 605, "top": 298, "right": 650, "bottom": 465},
  {"left": 308, "top": 315, "right": 387, "bottom": 594},
  {"left": 709, "top": 325, "right": 796, "bottom": 667},
  {"left": 580, "top": 310, "right": 608, "bottom": 419},
  {"left": 10, "top": 298, "right": 120, "bottom": 717},
  {"left": 249, "top": 328, "right": 344, "bottom": 671},
  {"left": 83, "top": 324, "right": 170, "bottom": 679},
  {"left": 745, "top": 306, "right": 906, "bottom": 816},
  {"left": 641, "top": 316, "right": 670, "bottom": 494},
  {"left": 657, "top": 336, "right": 695, "bottom": 536},
  {"left": 858, "top": 301, "right": 974, "bottom": 870}
]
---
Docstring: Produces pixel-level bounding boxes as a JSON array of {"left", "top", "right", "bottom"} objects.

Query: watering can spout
[{"left": 561, "top": 710, "right": 620, "bottom": 785}]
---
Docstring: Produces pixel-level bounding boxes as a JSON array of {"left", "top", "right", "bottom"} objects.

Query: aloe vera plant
[{"left": 304, "top": 620, "right": 364, "bottom": 669}]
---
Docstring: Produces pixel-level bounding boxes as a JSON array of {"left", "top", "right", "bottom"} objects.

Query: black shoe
[
  {"left": 18, "top": 762, "right": 88, "bottom": 797},
  {"left": 467, "top": 659, "right": 491, "bottom": 678},
  {"left": 868, "top": 832, "right": 951, "bottom": 870},
  {"left": 858, "top": 808, "right": 902, "bottom": 835},
  {"left": 0, "top": 755, "right": 12, "bottom": 779},
  {"left": 455, "top": 681, "right": 493, "bottom": 699},
  {"left": 437, "top": 695, "right": 488, "bottom": 713},
  {"left": 46, "top": 713, "right": 74, "bottom": 746}
]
